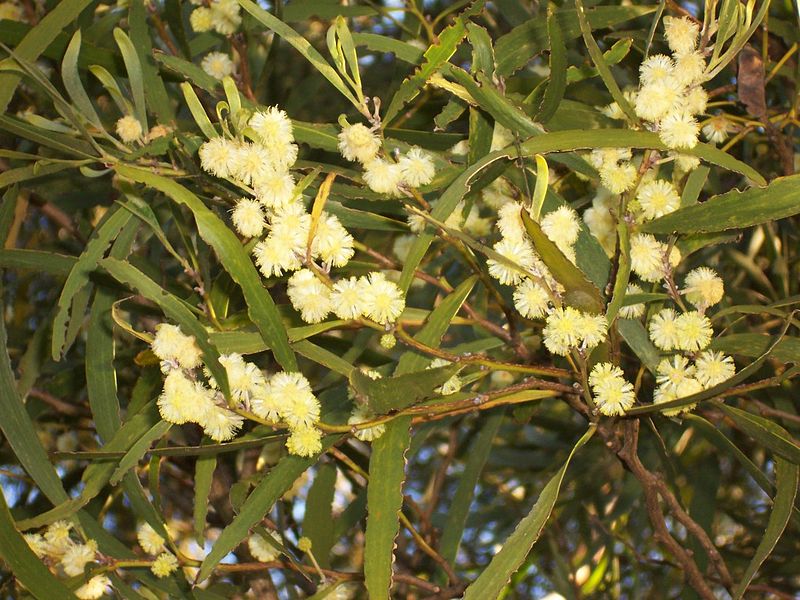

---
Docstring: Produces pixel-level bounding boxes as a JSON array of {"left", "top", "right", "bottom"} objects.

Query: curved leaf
[
  {"left": 644, "top": 174, "right": 800, "bottom": 234},
  {"left": 732, "top": 458, "right": 798, "bottom": 599},
  {"left": 462, "top": 425, "right": 596, "bottom": 599}
]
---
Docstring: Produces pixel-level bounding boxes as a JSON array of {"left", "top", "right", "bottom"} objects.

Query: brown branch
[{"left": 617, "top": 420, "right": 720, "bottom": 600}]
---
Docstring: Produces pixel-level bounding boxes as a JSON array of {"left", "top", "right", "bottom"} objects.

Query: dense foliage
[{"left": 0, "top": 0, "right": 799, "bottom": 599}]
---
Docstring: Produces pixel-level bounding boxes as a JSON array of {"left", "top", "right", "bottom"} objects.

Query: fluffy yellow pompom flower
[
  {"left": 199, "top": 137, "right": 237, "bottom": 178},
  {"left": 630, "top": 234, "right": 680, "bottom": 282},
  {"left": 675, "top": 311, "right": 713, "bottom": 351},
  {"left": 348, "top": 406, "right": 386, "bottom": 442},
  {"left": 683, "top": 267, "right": 724, "bottom": 308},
  {"left": 649, "top": 308, "right": 681, "bottom": 351},
  {"left": 0, "top": 3, "right": 24, "bottom": 21},
  {"left": 287, "top": 269, "right": 333, "bottom": 324},
  {"left": 75, "top": 575, "right": 111, "bottom": 600},
  {"left": 599, "top": 161, "right": 637, "bottom": 194},
  {"left": 249, "top": 107, "right": 294, "bottom": 147},
  {"left": 694, "top": 351, "right": 735, "bottom": 387},
  {"left": 487, "top": 238, "right": 538, "bottom": 286},
  {"left": 541, "top": 205, "right": 580, "bottom": 250},
  {"left": 656, "top": 355, "right": 695, "bottom": 393},
  {"left": 636, "top": 179, "right": 680, "bottom": 221},
  {"left": 589, "top": 362, "right": 635, "bottom": 416},
  {"left": 513, "top": 279, "right": 550, "bottom": 320},
  {"left": 702, "top": 117, "right": 734, "bottom": 144},
  {"left": 249, "top": 531, "right": 281, "bottom": 562},
  {"left": 189, "top": 7, "right": 213, "bottom": 32},
  {"left": 338, "top": 123, "right": 381, "bottom": 164},
  {"left": 619, "top": 283, "right": 645, "bottom": 319},
  {"left": 639, "top": 54, "right": 674, "bottom": 86},
  {"left": 312, "top": 213, "right": 355, "bottom": 267},
  {"left": 270, "top": 371, "right": 319, "bottom": 427},
  {"left": 201, "top": 51, "right": 234, "bottom": 80},
  {"left": 659, "top": 111, "right": 700, "bottom": 149},
  {"left": 200, "top": 404, "right": 244, "bottom": 442},
  {"left": 286, "top": 424, "right": 323, "bottom": 457},
  {"left": 137, "top": 522, "right": 166, "bottom": 555},
  {"left": 151, "top": 323, "right": 203, "bottom": 370},
  {"left": 579, "top": 313, "right": 608, "bottom": 349},
  {"left": 116, "top": 115, "right": 142, "bottom": 143},
  {"left": 496, "top": 202, "right": 526, "bottom": 243},
  {"left": 252, "top": 236, "right": 302, "bottom": 278},
  {"left": 634, "top": 80, "right": 682, "bottom": 122},
  {"left": 363, "top": 158, "right": 404, "bottom": 196},
  {"left": 398, "top": 147, "right": 436, "bottom": 187},
  {"left": 543, "top": 306, "right": 583, "bottom": 355},
  {"left": 231, "top": 198, "right": 265, "bottom": 238},
  {"left": 330, "top": 276, "right": 367, "bottom": 320},
  {"left": 44, "top": 520, "right": 73, "bottom": 557},
  {"left": 663, "top": 16, "right": 699, "bottom": 55},
  {"left": 674, "top": 51, "right": 707, "bottom": 87},
  {"left": 61, "top": 539, "right": 98, "bottom": 576},
  {"left": 209, "top": 0, "right": 241, "bottom": 35},
  {"left": 654, "top": 377, "right": 702, "bottom": 416},
  {"left": 157, "top": 370, "right": 215, "bottom": 425},
  {"left": 361, "top": 272, "right": 405, "bottom": 325},
  {"left": 151, "top": 552, "right": 179, "bottom": 578},
  {"left": 24, "top": 533, "right": 48, "bottom": 558}
]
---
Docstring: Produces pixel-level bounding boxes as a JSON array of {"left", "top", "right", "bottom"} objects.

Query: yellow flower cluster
[
  {"left": 338, "top": 122, "right": 436, "bottom": 196},
  {"left": 23, "top": 521, "right": 109, "bottom": 599},
  {"left": 189, "top": 0, "right": 241, "bottom": 36}
]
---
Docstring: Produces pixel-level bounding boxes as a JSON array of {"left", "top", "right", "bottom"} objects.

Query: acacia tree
[{"left": 0, "top": 0, "right": 798, "bottom": 598}]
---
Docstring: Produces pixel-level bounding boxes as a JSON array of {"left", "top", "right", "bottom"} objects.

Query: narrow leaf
[
  {"left": 733, "top": 458, "right": 798, "bottom": 599},
  {"left": 463, "top": 425, "right": 596, "bottom": 599}
]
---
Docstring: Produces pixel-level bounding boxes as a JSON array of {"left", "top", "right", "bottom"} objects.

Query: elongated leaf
[
  {"left": 51, "top": 206, "right": 131, "bottom": 357},
  {"left": 383, "top": 5, "right": 476, "bottom": 124},
  {"left": 237, "top": 0, "right": 360, "bottom": 109},
  {"left": 0, "top": 0, "right": 93, "bottom": 112},
  {"left": 194, "top": 453, "right": 217, "bottom": 543},
  {"left": 645, "top": 174, "right": 798, "bottom": 234},
  {"left": 89, "top": 64, "right": 134, "bottom": 117},
  {"left": 617, "top": 318, "right": 660, "bottom": 373},
  {"left": 180, "top": 82, "right": 217, "bottom": 139},
  {"left": 129, "top": 0, "right": 174, "bottom": 124},
  {"left": 521, "top": 209, "right": 605, "bottom": 313},
  {"left": 536, "top": 9, "right": 568, "bottom": 123},
  {"left": 717, "top": 404, "right": 800, "bottom": 465},
  {"left": 350, "top": 364, "right": 462, "bottom": 414},
  {"left": 0, "top": 114, "right": 95, "bottom": 158},
  {"left": 463, "top": 425, "right": 596, "bottom": 599},
  {"left": 303, "top": 463, "right": 337, "bottom": 568},
  {"left": 364, "top": 276, "right": 477, "bottom": 598},
  {"left": 574, "top": 0, "right": 637, "bottom": 121},
  {"left": 439, "top": 411, "right": 504, "bottom": 568},
  {"left": 86, "top": 219, "right": 139, "bottom": 442},
  {"left": 100, "top": 256, "right": 230, "bottom": 398},
  {"left": 155, "top": 51, "right": 219, "bottom": 92},
  {"left": 198, "top": 437, "right": 339, "bottom": 580},
  {"left": 494, "top": 5, "right": 655, "bottom": 76},
  {"left": 110, "top": 420, "right": 172, "bottom": 484},
  {"left": 733, "top": 458, "right": 798, "bottom": 599},
  {"left": 710, "top": 333, "right": 800, "bottom": 363},
  {"left": 115, "top": 164, "right": 297, "bottom": 371},
  {"left": 113, "top": 28, "right": 147, "bottom": 128},
  {"left": 0, "top": 491, "right": 76, "bottom": 600},
  {"left": 364, "top": 416, "right": 412, "bottom": 600},
  {"left": 61, "top": 30, "right": 101, "bottom": 127},
  {"left": 0, "top": 295, "right": 69, "bottom": 506}
]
